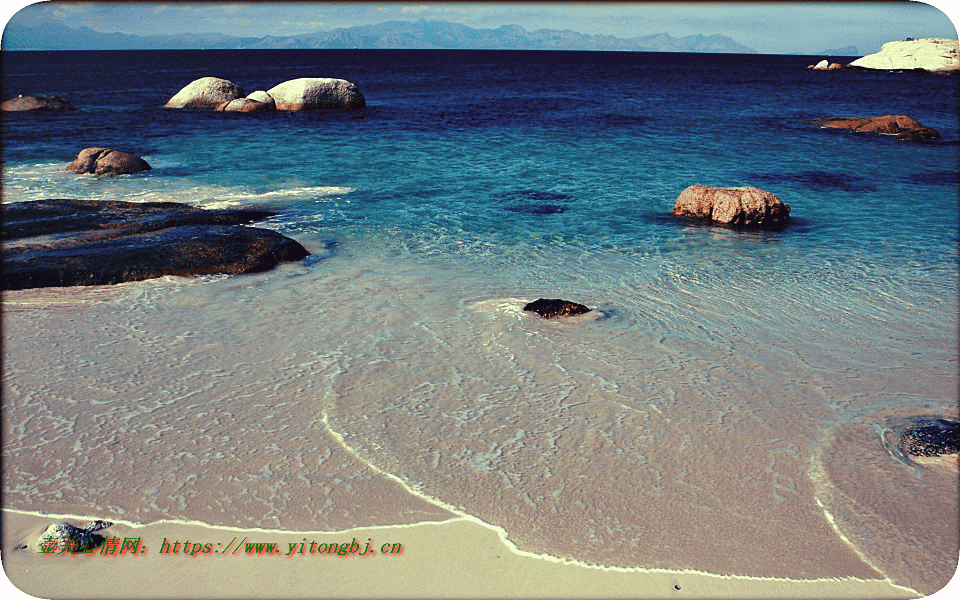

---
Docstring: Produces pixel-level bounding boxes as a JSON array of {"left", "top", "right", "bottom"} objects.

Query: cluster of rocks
[
  {"left": 164, "top": 76, "right": 366, "bottom": 112},
  {"left": 809, "top": 60, "right": 843, "bottom": 71},
  {"left": 2, "top": 199, "right": 310, "bottom": 290},
  {"left": 807, "top": 38, "right": 959, "bottom": 73}
]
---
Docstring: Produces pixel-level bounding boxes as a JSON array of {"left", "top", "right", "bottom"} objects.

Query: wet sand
[
  {"left": 2, "top": 509, "right": 917, "bottom": 599},
  {"left": 2, "top": 246, "right": 957, "bottom": 597}
]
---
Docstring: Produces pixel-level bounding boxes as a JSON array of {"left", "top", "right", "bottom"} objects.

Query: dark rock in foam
[
  {"left": 66, "top": 147, "right": 152, "bottom": 177},
  {"left": 900, "top": 418, "right": 960, "bottom": 457},
  {"left": 2, "top": 199, "right": 310, "bottom": 290},
  {"left": 523, "top": 298, "right": 592, "bottom": 319}
]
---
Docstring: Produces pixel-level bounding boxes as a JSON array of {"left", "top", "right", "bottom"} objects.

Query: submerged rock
[
  {"left": 1, "top": 94, "right": 76, "bottom": 111},
  {"left": 165, "top": 77, "right": 245, "bottom": 109},
  {"left": 811, "top": 115, "right": 941, "bottom": 142},
  {"left": 671, "top": 185, "right": 790, "bottom": 230},
  {"left": 217, "top": 98, "right": 276, "bottom": 113},
  {"left": 900, "top": 419, "right": 960, "bottom": 457},
  {"left": 265, "top": 77, "right": 366, "bottom": 111},
  {"left": 65, "top": 147, "right": 152, "bottom": 177},
  {"left": 523, "top": 298, "right": 591, "bottom": 319},
  {"left": 849, "top": 38, "right": 959, "bottom": 73},
  {"left": 505, "top": 204, "right": 566, "bottom": 215},
  {"left": 37, "top": 520, "right": 113, "bottom": 553},
  {"left": 2, "top": 199, "right": 310, "bottom": 290}
]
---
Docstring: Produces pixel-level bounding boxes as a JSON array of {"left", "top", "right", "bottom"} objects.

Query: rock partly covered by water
[
  {"left": 810, "top": 115, "right": 941, "bottom": 142},
  {"left": 810, "top": 60, "right": 842, "bottom": 70},
  {"left": 671, "top": 185, "right": 790, "bottom": 230},
  {"left": 1, "top": 94, "right": 76, "bottom": 111},
  {"left": 900, "top": 419, "right": 960, "bottom": 457},
  {"left": 266, "top": 78, "right": 366, "bottom": 110},
  {"left": 850, "top": 38, "right": 960, "bottom": 73},
  {"left": 65, "top": 147, "right": 152, "bottom": 177},
  {"left": 2, "top": 199, "right": 310, "bottom": 290},
  {"left": 217, "top": 97, "right": 276, "bottom": 113},
  {"left": 523, "top": 298, "right": 592, "bottom": 319},
  {"left": 36, "top": 520, "right": 113, "bottom": 553},
  {"left": 166, "top": 77, "right": 364, "bottom": 111},
  {"left": 164, "top": 76, "right": 245, "bottom": 109}
]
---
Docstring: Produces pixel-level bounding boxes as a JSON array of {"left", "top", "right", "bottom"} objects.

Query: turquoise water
[{"left": 2, "top": 49, "right": 958, "bottom": 592}]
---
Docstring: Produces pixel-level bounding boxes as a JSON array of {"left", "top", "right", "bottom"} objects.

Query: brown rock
[
  {"left": 66, "top": 148, "right": 152, "bottom": 177},
  {"left": 523, "top": 298, "right": 591, "bottom": 319},
  {"left": 811, "top": 115, "right": 941, "bottom": 142},
  {"left": 218, "top": 98, "right": 276, "bottom": 113},
  {"left": 671, "top": 185, "right": 790, "bottom": 230},
  {"left": 1, "top": 95, "right": 75, "bottom": 111}
]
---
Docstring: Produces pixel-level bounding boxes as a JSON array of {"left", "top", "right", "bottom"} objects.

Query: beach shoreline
[{"left": 1, "top": 508, "right": 920, "bottom": 599}]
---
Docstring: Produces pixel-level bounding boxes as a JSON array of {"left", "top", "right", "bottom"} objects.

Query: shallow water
[{"left": 2, "top": 49, "right": 958, "bottom": 592}]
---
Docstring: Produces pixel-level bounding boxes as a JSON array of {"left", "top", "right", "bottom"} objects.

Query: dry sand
[{"left": 2, "top": 508, "right": 923, "bottom": 599}]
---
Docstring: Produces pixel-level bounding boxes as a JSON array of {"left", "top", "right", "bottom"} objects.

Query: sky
[{"left": 3, "top": 1, "right": 958, "bottom": 55}]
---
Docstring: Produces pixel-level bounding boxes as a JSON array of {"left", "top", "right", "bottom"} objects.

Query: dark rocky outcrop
[
  {"left": 671, "top": 185, "right": 790, "bottom": 231},
  {"left": 523, "top": 298, "right": 592, "bottom": 319},
  {"left": 900, "top": 419, "right": 960, "bottom": 457},
  {"left": 65, "top": 147, "right": 152, "bottom": 177},
  {"left": 1, "top": 94, "right": 76, "bottom": 111},
  {"left": 810, "top": 115, "right": 941, "bottom": 142},
  {"left": 36, "top": 520, "right": 113, "bottom": 553},
  {"left": 2, "top": 199, "right": 310, "bottom": 290}
]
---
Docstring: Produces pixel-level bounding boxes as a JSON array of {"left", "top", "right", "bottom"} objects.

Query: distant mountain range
[
  {"left": 818, "top": 45, "right": 860, "bottom": 56},
  {"left": 2, "top": 19, "right": 759, "bottom": 53}
]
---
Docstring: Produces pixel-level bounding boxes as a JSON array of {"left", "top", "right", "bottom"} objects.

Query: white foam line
[
  {"left": 3, "top": 507, "right": 462, "bottom": 536},
  {"left": 318, "top": 411, "right": 907, "bottom": 586}
]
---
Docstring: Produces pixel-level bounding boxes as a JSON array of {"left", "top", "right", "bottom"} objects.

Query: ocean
[{"left": 2, "top": 49, "right": 958, "bottom": 593}]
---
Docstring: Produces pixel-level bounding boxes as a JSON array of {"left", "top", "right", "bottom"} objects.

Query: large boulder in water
[
  {"left": 1, "top": 199, "right": 310, "bottom": 290},
  {"left": 265, "top": 78, "right": 366, "bottom": 111},
  {"left": 671, "top": 185, "right": 790, "bottom": 231},
  {"left": 810, "top": 115, "right": 941, "bottom": 142},
  {"left": 1, "top": 94, "right": 75, "bottom": 111},
  {"left": 66, "top": 147, "right": 152, "bottom": 177},
  {"left": 165, "top": 77, "right": 245, "bottom": 109},
  {"left": 849, "top": 38, "right": 960, "bottom": 73}
]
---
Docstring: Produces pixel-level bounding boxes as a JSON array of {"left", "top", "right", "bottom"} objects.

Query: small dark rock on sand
[
  {"left": 900, "top": 418, "right": 960, "bottom": 457},
  {"left": 37, "top": 520, "right": 113, "bottom": 553},
  {"left": 523, "top": 298, "right": 592, "bottom": 319}
]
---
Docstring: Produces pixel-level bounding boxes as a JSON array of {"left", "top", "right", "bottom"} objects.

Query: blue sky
[{"left": 4, "top": 1, "right": 958, "bottom": 54}]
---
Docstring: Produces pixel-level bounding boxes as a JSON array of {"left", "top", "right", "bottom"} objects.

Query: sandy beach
[{"left": 2, "top": 508, "right": 922, "bottom": 599}]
